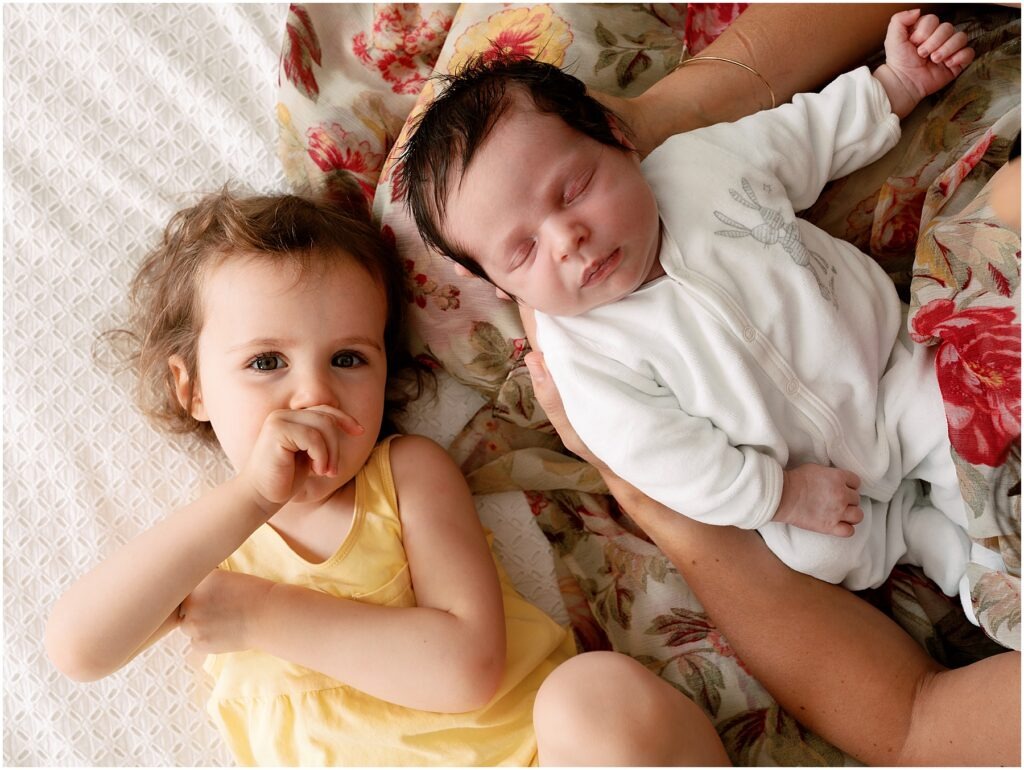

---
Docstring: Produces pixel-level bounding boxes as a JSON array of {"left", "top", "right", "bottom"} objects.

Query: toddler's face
[
  {"left": 186, "top": 255, "right": 387, "bottom": 502},
  {"left": 442, "top": 96, "right": 662, "bottom": 316}
]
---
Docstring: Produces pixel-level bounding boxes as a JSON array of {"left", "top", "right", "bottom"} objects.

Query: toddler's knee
[
  {"left": 534, "top": 651, "right": 626, "bottom": 727},
  {"left": 534, "top": 651, "right": 688, "bottom": 764}
]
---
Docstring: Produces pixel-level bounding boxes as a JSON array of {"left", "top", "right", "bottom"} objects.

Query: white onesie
[{"left": 536, "top": 67, "right": 971, "bottom": 600}]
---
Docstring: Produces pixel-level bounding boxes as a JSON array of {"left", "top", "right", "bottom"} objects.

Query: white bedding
[{"left": 3, "top": 5, "right": 563, "bottom": 765}]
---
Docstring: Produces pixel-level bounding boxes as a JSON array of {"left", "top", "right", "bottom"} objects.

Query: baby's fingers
[
  {"left": 942, "top": 46, "right": 975, "bottom": 77},
  {"left": 908, "top": 13, "right": 941, "bottom": 48},
  {"left": 842, "top": 504, "right": 864, "bottom": 526},
  {"left": 826, "top": 506, "right": 863, "bottom": 538},
  {"left": 831, "top": 521, "right": 856, "bottom": 538},
  {"left": 917, "top": 22, "right": 958, "bottom": 61}
]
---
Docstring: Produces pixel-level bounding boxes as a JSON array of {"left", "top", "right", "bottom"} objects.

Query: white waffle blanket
[{"left": 3, "top": 5, "right": 563, "bottom": 765}]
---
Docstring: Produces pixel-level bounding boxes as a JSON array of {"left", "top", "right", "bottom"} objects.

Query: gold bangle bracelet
[{"left": 671, "top": 55, "right": 777, "bottom": 110}]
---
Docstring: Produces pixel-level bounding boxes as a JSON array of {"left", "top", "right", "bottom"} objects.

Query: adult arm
[
  {"left": 524, "top": 348, "right": 1021, "bottom": 766},
  {"left": 596, "top": 3, "right": 917, "bottom": 156}
]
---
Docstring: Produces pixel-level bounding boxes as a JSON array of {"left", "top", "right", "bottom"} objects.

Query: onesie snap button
[
  {"left": 742, "top": 326, "right": 756, "bottom": 342},
  {"left": 786, "top": 379, "right": 800, "bottom": 395}
]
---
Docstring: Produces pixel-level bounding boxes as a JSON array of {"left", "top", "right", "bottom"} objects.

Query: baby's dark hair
[
  {"left": 105, "top": 186, "right": 424, "bottom": 446},
  {"left": 398, "top": 55, "right": 632, "bottom": 283}
]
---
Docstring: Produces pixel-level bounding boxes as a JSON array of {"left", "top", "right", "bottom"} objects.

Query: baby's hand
[
  {"left": 240, "top": 405, "right": 365, "bottom": 514},
  {"left": 875, "top": 9, "right": 974, "bottom": 119},
  {"left": 773, "top": 463, "right": 863, "bottom": 537}
]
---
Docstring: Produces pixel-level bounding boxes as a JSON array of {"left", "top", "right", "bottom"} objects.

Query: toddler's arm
[
  {"left": 872, "top": 9, "right": 974, "bottom": 119},
  {"left": 45, "top": 476, "right": 276, "bottom": 681},
  {"left": 45, "top": 405, "right": 359, "bottom": 682},
  {"left": 772, "top": 463, "right": 864, "bottom": 537},
  {"left": 180, "top": 435, "right": 508, "bottom": 714}
]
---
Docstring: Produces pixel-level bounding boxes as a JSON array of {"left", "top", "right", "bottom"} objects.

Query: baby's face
[
  {"left": 188, "top": 255, "right": 387, "bottom": 502},
  {"left": 442, "top": 96, "right": 662, "bottom": 317}
]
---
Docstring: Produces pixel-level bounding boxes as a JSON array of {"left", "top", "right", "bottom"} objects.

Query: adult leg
[
  {"left": 533, "top": 650, "right": 730, "bottom": 766},
  {"left": 607, "top": 474, "right": 1020, "bottom": 767}
]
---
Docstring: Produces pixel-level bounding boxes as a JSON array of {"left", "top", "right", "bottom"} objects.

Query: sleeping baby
[{"left": 400, "top": 10, "right": 979, "bottom": 616}]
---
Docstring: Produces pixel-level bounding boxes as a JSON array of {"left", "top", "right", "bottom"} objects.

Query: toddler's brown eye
[
  {"left": 333, "top": 352, "right": 363, "bottom": 368},
  {"left": 250, "top": 355, "right": 284, "bottom": 371}
]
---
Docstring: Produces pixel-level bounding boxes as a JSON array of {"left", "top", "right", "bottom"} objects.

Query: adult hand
[{"left": 524, "top": 351, "right": 610, "bottom": 473}]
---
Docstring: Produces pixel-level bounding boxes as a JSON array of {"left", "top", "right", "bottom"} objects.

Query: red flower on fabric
[
  {"left": 279, "top": 4, "right": 322, "bottom": 101},
  {"left": 306, "top": 123, "right": 383, "bottom": 204},
  {"left": 449, "top": 6, "right": 572, "bottom": 71},
  {"left": 401, "top": 258, "right": 461, "bottom": 311},
  {"left": 911, "top": 298, "right": 1021, "bottom": 466},
  {"left": 937, "top": 129, "right": 994, "bottom": 200},
  {"left": 684, "top": 3, "right": 748, "bottom": 55},
  {"left": 873, "top": 175, "right": 927, "bottom": 259},
  {"left": 525, "top": 490, "right": 550, "bottom": 517},
  {"left": 352, "top": 4, "right": 452, "bottom": 95}
]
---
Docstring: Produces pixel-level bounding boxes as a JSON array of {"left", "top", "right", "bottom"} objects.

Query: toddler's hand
[
  {"left": 773, "top": 463, "right": 863, "bottom": 537},
  {"left": 240, "top": 405, "right": 364, "bottom": 514},
  {"left": 178, "top": 569, "right": 273, "bottom": 654},
  {"left": 876, "top": 9, "right": 974, "bottom": 118}
]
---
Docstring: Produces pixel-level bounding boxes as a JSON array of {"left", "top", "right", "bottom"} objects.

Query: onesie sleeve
[
  {"left": 546, "top": 340, "right": 783, "bottom": 530},
  {"left": 653, "top": 66, "right": 901, "bottom": 212}
]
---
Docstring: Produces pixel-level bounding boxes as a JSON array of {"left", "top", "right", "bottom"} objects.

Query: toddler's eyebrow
[{"left": 229, "top": 336, "right": 383, "bottom": 352}]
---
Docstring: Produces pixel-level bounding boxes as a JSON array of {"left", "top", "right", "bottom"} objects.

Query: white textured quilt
[{"left": 3, "top": 4, "right": 562, "bottom": 765}]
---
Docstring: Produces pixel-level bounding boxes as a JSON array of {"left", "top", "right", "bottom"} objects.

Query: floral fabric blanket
[{"left": 277, "top": 4, "right": 1020, "bottom": 763}]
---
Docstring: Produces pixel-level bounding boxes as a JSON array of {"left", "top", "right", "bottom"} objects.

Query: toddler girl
[{"left": 45, "top": 189, "right": 727, "bottom": 766}]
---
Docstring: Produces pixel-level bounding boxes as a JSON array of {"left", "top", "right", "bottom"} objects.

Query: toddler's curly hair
[{"left": 106, "top": 186, "right": 422, "bottom": 445}]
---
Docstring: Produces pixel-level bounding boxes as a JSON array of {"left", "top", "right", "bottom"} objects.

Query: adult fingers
[
  {"left": 525, "top": 353, "right": 582, "bottom": 455},
  {"left": 525, "top": 352, "right": 566, "bottom": 430},
  {"left": 843, "top": 470, "right": 861, "bottom": 490}
]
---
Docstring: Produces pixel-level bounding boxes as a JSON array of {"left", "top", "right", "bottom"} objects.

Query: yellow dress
[{"left": 203, "top": 436, "right": 576, "bottom": 766}]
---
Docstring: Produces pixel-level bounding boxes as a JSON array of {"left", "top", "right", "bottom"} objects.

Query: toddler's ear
[{"left": 168, "top": 355, "right": 208, "bottom": 422}]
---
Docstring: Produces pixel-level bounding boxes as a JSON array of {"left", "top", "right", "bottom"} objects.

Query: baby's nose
[{"left": 552, "top": 220, "right": 588, "bottom": 262}]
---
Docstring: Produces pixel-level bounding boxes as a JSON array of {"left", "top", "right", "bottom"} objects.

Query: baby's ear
[
  {"left": 606, "top": 114, "right": 636, "bottom": 152},
  {"left": 168, "top": 355, "right": 208, "bottom": 421},
  {"left": 450, "top": 261, "right": 513, "bottom": 300}
]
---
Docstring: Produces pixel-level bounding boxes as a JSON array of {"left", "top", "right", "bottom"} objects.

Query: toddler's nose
[{"left": 289, "top": 368, "right": 338, "bottom": 411}]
